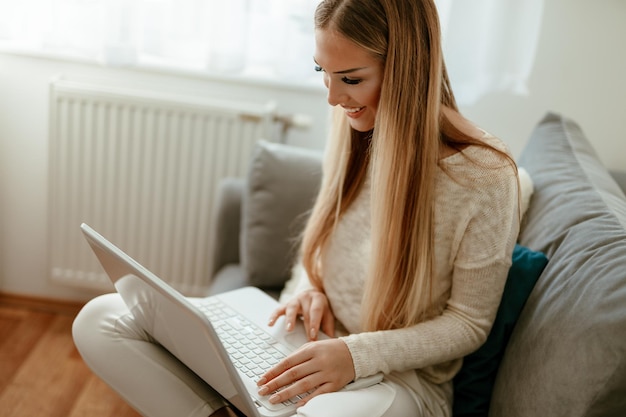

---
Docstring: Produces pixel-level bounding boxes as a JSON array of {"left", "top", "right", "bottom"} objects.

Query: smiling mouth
[{"left": 343, "top": 106, "right": 365, "bottom": 118}]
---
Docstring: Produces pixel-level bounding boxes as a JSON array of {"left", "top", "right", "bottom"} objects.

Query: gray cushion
[
  {"left": 209, "top": 178, "right": 244, "bottom": 278},
  {"left": 240, "top": 140, "right": 323, "bottom": 288},
  {"left": 490, "top": 113, "right": 626, "bottom": 417}
]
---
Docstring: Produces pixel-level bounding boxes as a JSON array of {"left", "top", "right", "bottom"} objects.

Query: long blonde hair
[{"left": 302, "top": 0, "right": 509, "bottom": 331}]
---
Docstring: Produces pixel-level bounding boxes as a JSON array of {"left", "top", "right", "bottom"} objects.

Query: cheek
[
  {"left": 364, "top": 82, "right": 381, "bottom": 107},
  {"left": 366, "top": 87, "right": 381, "bottom": 114}
]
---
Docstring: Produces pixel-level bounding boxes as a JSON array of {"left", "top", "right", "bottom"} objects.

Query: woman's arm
[{"left": 345, "top": 158, "right": 520, "bottom": 380}]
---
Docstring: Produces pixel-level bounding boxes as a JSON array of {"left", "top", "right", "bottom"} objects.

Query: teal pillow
[{"left": 452, "top": 244, "right": 549, "bottom": 417}]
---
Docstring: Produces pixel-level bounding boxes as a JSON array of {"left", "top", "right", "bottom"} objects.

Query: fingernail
[
  {"left": 258, "top": 386, "right": 269, "bottom": 396},
  {"left": 269, "top": 394, "right": 280, "bottom": 404},
  {"left": 286, "top": 322, "right": 293, "bottom": 332},
  {"left": 257, "top": 377, "right": 266, "bottom": 386},
  {"left": 310, "top": 327, "right": 317, "bottom": 339}
]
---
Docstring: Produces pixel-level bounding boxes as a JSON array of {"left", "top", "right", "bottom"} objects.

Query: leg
[
  {"left": 295, "top": 377, "right": 451, "bottom": 417},
  {"left": 72, "top": 293, "right": 229, "bottom": 417}
]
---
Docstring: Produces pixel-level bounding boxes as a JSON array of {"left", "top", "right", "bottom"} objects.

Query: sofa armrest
[
  {"left": 609, "top": 170, "right": 626, "bottom": 194},
  {"left": 208, "top": 177, "right": 244, "bottom": 280}
]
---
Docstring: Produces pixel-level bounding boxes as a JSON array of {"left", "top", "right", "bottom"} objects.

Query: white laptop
[{"left": 80, "top": 223, "right": 382, "bottom": 417}]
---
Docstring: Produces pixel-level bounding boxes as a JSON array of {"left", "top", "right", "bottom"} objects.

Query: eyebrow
[{"left": 313, "top": 57, "right": 367, "bottom": 75}]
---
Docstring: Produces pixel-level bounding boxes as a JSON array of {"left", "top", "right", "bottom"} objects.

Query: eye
[
  {"left": 342, "top": 76, "right": 362, "bottom": 85},
  {"left": 314, "top": 65, "right": 324, "bottom": 72}
]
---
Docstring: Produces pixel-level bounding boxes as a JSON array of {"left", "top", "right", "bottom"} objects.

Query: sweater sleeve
[
  {"left": 342, "top": 261, "right": 512, "bottom": 381},
  {"left": 341, "top": 160, "right": 520, "bottom": 382}
]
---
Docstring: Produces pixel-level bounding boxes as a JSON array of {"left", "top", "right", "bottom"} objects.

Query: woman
[{"left": 73, "top": 1, "right": 520, "bottom": 416}]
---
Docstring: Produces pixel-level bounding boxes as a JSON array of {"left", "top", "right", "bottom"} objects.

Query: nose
[{"left": 325, "top": 78, "right": 348, "bottom": 107}]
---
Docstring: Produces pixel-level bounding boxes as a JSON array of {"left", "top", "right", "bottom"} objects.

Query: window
[
  {"left": 0, "top": 0, "right": 543, "bottom": 103},
  {"left": 437, "top": 0, "right": 545, "bottom": 105}
]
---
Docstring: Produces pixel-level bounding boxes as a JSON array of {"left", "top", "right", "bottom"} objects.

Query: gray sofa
[{"left": 207, "top": 113, "right": 626, "bottom": 417}]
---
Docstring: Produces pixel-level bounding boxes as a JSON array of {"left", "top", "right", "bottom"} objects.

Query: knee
[{"left": 72, "top": 293, "right": 125, "bottom": 359}]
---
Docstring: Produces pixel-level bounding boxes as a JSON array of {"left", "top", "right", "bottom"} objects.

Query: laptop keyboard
[{"left": 197, "top": 298, "right": 312, "bottom": 408}]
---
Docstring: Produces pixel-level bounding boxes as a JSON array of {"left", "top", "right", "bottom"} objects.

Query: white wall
[
  {"left": 462, "top": 0, "right": 626, "bottom": 170},
  {"left": 1, "top": 0, "right": 625, "bottom": 302}
]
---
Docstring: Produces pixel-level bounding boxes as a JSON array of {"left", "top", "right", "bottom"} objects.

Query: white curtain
[
  {"left": 0, "top": 0, "right": 543, "bottom": 105},
  {"left": 437, "top": 0, "right": 545, "bottom": 105}
]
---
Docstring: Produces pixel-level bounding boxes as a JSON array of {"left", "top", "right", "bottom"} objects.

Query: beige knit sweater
[{"left": 288, "top": 134, "right": 520, "bottom": 393}]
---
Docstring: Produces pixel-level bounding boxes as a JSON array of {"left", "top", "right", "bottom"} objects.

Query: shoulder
[
  {"left": 441, "top": 106, "right": 485, "bottom": 140},
  {"left": 441, "top": 134, "right": 515, "bottom": 180},
  {"left": 436, "top": 134, "right": 519, "bottom": 224},
  {"left": 439, "top": 107, "right": 513, "bottom": 170}
]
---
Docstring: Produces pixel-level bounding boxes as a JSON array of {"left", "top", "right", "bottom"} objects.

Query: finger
[
  {"left": 295, "top": 382, "right": 335, "bottom": 407},
  {"left": 306, "top": 296, "right": 327, "bottom": 340},
  {"left": 267, "top": 305, "right": 287, "bottom": 327},
  {"left": 283, "top": 301, "right": 302, "bottom": 332},
  {"left": 257, "top": 348, "right": 311, "bottom": 388},
  {"left": 321, "top": 310, "right": 335, "bottom": 338},
  {"left": 268, "top": 374, "right": 320, "bottom": 405},
  {"left": 264, "top": 368, "right": 320, "bottom": 404}
]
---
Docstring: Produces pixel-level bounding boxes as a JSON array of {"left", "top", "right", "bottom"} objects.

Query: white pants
[{"left": 73, "top": 293, "right": 450, "bottom": 417}]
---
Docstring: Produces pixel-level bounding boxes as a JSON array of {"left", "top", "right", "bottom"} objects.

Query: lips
[{"left": 343, "top": 106, "right": 365, "bottom": 118}]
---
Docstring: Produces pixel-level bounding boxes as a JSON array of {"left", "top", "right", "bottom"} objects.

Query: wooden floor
[{"left": 0, "top": 294, "right": 141, "bottom": 417}]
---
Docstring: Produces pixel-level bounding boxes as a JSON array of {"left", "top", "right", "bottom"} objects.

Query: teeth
[{"left": 345, "top": 107, "right": 363, "bottom": 113}]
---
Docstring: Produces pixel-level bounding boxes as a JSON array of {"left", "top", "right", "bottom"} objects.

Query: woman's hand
[
  {"left": 256, "top": 338, "right": 356, "bottom": 406},
  {"left": 268, "top": 289, "right": 335, "bottom": 341}
]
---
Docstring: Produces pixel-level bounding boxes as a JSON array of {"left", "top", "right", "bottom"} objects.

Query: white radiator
[{"left": 48, "top": 77, "right": 277, "bottom": 295}]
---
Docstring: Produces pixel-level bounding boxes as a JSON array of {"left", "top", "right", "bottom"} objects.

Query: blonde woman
[
  {"left": 256, "top": 0, "right": 520, "bottom": 415},
  {"left": 73, "top": 1, "right": 520, "bottom": 416}
]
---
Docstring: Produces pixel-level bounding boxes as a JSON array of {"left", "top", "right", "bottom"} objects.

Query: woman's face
[{"left": 314, "top": 28, "right": 383, "bottom": 132}]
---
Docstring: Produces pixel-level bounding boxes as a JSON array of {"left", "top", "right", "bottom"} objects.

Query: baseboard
[{"left": 0, "top": 292, "right": 85, "bottom": 316}]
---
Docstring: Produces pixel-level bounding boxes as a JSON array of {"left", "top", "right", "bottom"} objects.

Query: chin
[{"left": 348, "top": 119, "right": 375, "bottom": 132}]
